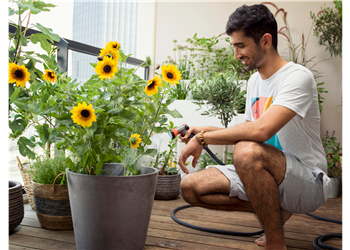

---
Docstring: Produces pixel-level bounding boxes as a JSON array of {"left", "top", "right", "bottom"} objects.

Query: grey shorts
[{"left": 206, "top": 151, "right": 326, "bottom": 214}]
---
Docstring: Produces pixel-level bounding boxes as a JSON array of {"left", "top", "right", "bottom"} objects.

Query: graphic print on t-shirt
[{"left": 251, "top": 97, "right": 282, "bottom": 150}]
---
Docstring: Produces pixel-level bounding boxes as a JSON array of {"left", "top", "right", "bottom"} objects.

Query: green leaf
[
  {"left": 35, "top": 124, "right": 50, "bottom": 145},
  {"left": 161, "top": 107, "right": 183, "bottom": 118},
  {"left": 28, "top": 103, "right": 41, "bottom": 115},
  {"left": 56, "top": 114, "right": 73, "bottom": 125},
  {"left": 13, "top": 97, "right": 30, "bottom": 109},
  {"left": 30, "top": 33, "right": 52, "bottom": 54},
  {"left": 100, "top": 92, "right": 112, "bottom": 100},
  {"left": 32, "top": 1, "right": 56, "bottom": 12},
  {"left": 115, "top": 109, "right": 136, "bottom": 121},
  {"left": 18, "top": 136, "right": 36, "bottom": 159},
  {"left": 85, "top": 122, "right": 97, "bottom": 137},
  {"left": 34, "top": 23, "right": 60, "bottom": 42},
  {"left": 10, "top": 88, "right": 21, "bottom": 103},
  {"left": 29, "top": 81, "right": 44, "bottom": 92},
  {"left": 145, "top": 148, "right": 157, "bottom": 157},
  {"left": 65, "top": 157, "right": 76, "bottom": 171},
  {"left": 9, "top": 118, "right": 25, "bottom": 132}
]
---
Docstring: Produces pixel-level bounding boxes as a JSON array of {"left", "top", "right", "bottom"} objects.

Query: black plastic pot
[
  {"left": 67, "top": 163, "right": 159, "bottom": 250},
  {"left": 9, "top": 181, "right": 24, "bottom": 232},
  {"left": 155, "top": 173, "right": 181, "bottom": 200}
]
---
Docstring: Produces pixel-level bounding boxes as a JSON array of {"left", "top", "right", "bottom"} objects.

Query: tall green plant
[
  {"left": 322, "top": 131, "right": 342, "bottom": 178},
  {"left": 191, "top": 71, "right": 244, "bottom": 163}
]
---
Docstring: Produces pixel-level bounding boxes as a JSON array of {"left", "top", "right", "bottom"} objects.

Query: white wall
[{"left": 154, "top": 1, "right": 342, "bottom": 148}]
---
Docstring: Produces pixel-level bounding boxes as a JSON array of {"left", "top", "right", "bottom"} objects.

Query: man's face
[{"left": 229, "top": 30, "right": 265, "bottom": 71}]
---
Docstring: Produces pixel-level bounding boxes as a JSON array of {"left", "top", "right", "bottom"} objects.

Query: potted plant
[
  {"left": 27, "top": 152, "right": 73, "bottom": 230},
  {"left": 151, "top": 135, "right": 181, "bottom": 200},
  {"left": 322, "top": 130, "right": 342, "bottom": 198},
  {"left": 191, "top": 71, "right": 245, "bottom": 164}
]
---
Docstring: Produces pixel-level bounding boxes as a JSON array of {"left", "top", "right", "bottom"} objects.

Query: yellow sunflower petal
[
  {"left": 129, "top": 133, "right": 142, "bottom": 149},
  {"left": 95, "top": 57, "right": 118, "bottom": 80},
  {"left": 161, "top": 64, "right": 182, "bottom": 85},
  {"left": 9, "top": 63, "right": 31, "bottom": 88},
  {"left": 99, "top": 47, "right": 120, "bottom": 62},
  {"left": 42, "top": 69, "right": 57, "bottom": 83},
  {"left": 105, "top": 41, "right": 121, "bottom": 51},
  {"left": 70, "top": 101, "right": 97, "bottom": 128},
  {"left": 145, "top": 75, "right": 163, "bottom": 96}
]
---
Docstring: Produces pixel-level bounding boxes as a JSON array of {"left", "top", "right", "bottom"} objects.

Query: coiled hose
[{"left": 172, "top": 205, "right": 342, "bottom": 250}]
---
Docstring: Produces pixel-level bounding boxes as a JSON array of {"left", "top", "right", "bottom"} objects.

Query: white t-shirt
[{"left": 244, "top": 62, "right": 327, "bottom": 173}]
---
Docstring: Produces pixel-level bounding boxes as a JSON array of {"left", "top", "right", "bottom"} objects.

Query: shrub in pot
[
  {"left": 28, "top": 152, "right": 73, "bottom": 230},
  {"left": 151, "top": 136, "right": 181, "bottom": 200},
  {"left": 322, "top": 130, "right": 342, "bottom": 198}
]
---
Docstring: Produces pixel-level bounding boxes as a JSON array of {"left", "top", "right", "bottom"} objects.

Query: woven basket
[{"left": 16, "top": 156, "right": 35, "bottom": 210}]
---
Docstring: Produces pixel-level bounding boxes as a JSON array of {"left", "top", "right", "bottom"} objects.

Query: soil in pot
[{"left": 32, "top": 182, "right": 73, "bottom": 230}]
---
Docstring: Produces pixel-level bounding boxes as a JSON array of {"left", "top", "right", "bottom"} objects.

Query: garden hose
[{"left": 172, "top": 205, "right": 342, "bottom": 249}]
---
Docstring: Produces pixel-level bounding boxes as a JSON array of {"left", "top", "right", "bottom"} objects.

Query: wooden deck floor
[{"left": 9, "top": 195, "right": 342, "bottom": 250}]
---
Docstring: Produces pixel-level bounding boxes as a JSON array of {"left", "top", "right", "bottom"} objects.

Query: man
[{"left": 178, "top": 4, "right": 331, "bottom": 250}]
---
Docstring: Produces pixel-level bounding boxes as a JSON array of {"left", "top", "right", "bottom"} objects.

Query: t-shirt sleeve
[{"left": 272, "top": 70, "right": 314, "bottom": 118}]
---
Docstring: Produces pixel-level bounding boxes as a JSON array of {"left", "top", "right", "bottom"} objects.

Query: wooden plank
[
  {"left": 9, "top": 234, "right": 76, "bottom": 250},
  {"left": 9, "top": 245, "right": 41, "bottom": 250}
]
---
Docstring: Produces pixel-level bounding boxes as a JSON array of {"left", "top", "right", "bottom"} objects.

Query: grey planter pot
[
  {"left": 155, "top": 173, "right": 181, "bottom": 200},
  {"left": 67, "top": 163, "right": 159, "bottom": 250},
  {"left": 9, "top": 181, "right": 24, "bottom": 232}
]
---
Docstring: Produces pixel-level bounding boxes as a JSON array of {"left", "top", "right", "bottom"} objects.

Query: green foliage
[
  {"left": 28, "top": 152, "right": 73, "bottom": 185},
  {"left": 322, "top": 131, "right": 342, "bottom": 178},
  {"left": 310, "top": 1, "right": 342, "bottom": 57},
  {"left": 197, "top": 152, "right": 233, "bottom": 171},
  {"left": 191, "top": 72, "right": 245, "bottom": 128},
  {"left": 151, "top": 136, "right": 179, "bottom": 175},
  {"left": 164, "top": 34, "right": 254, "bottom": 81},
  {"left": 9, "top": 0, "right": 183, "bottom": 176},
  {"left": 168, "top": 78, "right": 196, "bottom": 100}
]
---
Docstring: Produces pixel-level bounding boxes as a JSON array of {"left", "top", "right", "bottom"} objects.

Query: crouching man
[{"left": 178, "top": 4, "right": 331, "bottom": 250}]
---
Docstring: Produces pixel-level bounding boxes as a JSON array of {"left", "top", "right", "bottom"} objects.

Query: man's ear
[{"left": 260, "top": 33, "right": 273, "bottom": 49}]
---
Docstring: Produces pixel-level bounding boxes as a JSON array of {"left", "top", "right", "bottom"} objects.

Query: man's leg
[
  {"left": 233, "top": 141, "right": 288, "bottom": 250},
  {"left": 180, "top": 167, "right": 253, "bottom": 212}
]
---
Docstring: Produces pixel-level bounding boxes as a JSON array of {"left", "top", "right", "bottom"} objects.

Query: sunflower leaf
[
  {"left": 115, "top": 109, "right": 136, "bottom": 121},
  {"left": 34, "top": 23, "right": 60, "bottom": 42},
  {"left": 13, "top": 97, "right": 30, "bottom": 109},
  {"left": 30, "top": 33, "right": 52, "bottom": 54},
  {"left": 145, "top": 148, "right": 157, "bottom": 157},
  {"left": 85, "top": 122, "right": 97, "bottom": 138},
  {"left": 35, "top": 124, "right": 50, "bottom": 145},
  {"left": 56, "top": 114, "right": 73, "bottom": 125},
  {"left": 160, "top": 107, "right": 183, "bottom": 118},
  {"left": 10, "top": 87, "right": 21, "bottom": 103},
  {"left": 29, "top": 81, "right": 44, "bottom": 92}
]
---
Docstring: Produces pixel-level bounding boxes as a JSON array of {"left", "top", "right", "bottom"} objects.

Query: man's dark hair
[{"left": 226, "top": 4, "right": 278, "bottom": 50}]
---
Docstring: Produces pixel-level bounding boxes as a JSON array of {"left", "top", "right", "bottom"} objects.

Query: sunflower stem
[{"left": 132, "top": 60, "right": 147, "bottom": 76}]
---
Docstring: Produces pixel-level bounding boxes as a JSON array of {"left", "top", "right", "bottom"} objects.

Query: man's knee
[
  {"left": 233, "top": 141, "right": 264, "bottom": 171},
  {"left": 180, "top": 174, "right": 197, "bottom": 203}
]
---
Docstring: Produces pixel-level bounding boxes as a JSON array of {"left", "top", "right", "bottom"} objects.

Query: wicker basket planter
[
  {"left": 17, "top": 156, "right": 35, "bottom": 210},
  {"left": 32, "top": 181, "right": 73, "bottom": 230},
  {"left": 155, "top": 173, "right": 181, "bottom": 200},
  {"left": 9, "top": 180, "right": 24, "bottom": 232}
]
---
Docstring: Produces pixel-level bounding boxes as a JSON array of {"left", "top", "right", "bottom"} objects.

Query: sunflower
[
  {"left": 42, "top": 69, "right": 57, "bottom": 83},
  {"left": 161, "top": 64, "right": 182, "bottom": 85},
  {"left": 145, "top": 75, "right": 163, "bottom": 96},
  {"left": 99, "top": 47, "right": 120, "bottom": 62},
  {"left": 129, "top": 133, "right": 142, "bottom": 149},
  {"left": 9, "top": 63, "right": 31, "bottom": 88},
  {"left": 95, "top": 56, "right": 118, "bottom": 80},
  {"left": 70, "top": 102, "right": 97, "bottom": 128},
  {"left": 105, "top": 41, "right": 120, "bottom": 51}
]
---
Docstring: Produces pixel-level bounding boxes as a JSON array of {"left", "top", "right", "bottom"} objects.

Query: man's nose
[{"left": 233, "top": 48, "right": 241, "bottom": 60}]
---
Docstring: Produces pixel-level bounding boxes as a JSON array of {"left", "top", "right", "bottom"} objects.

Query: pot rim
[
  {"left": 9, "top": 180, "right": 22, "bottom": 190},
  {"left": 67, "top": 165, "right": 159, "bottom": 178}
]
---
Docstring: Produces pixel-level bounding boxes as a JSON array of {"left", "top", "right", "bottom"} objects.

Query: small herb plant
[
  {"left": 28, "top": 152, "right": 73, "bottom": 185},
  {"left": 322, "top": 130, "right": 342, "bottom": 178},
  {"left": 152, "top": 136, "right": 178, "bottom": 175}
]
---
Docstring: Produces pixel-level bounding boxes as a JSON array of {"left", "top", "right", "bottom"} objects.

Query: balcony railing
[{"left": 8, "top": 24, "right": 150, "bottom": 80}]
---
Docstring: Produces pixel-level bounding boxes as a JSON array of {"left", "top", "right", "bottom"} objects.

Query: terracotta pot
[
  {"left": 32, "top": 181, "right": 73, "bottom": 230},
  {"left": 155, "top": 173, "right": 181, "bottom": 200},
  {"left": 67, "top": 163, "right": 159, "bottom": 250},
  {"left": 9, "top": 181, "right": 24, "bottom": 232}
]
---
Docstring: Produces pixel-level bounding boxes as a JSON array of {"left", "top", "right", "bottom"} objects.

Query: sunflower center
[
  {"left": 81, "top": 109, "right": 90, "bottom": 118},
  {"left": 148, "top": 81, "right": 155, "bottom": 89},
  {"left": 113, "top": 45, "right": 118, "bottom": 49},
  {"left": 15, "top": 69, "right": 24, "bottom": 79},
  {"left": 166, "top": 72, "right": 174, "bottom": 79},
  {"left": 48, "top": 72, "right": 53, "bottom": 78},
  {"left": 103, "top": 65, "right": 112, "bottom": 73},
  {"left": 130, "top": 137, "right": 137, "bottom": 144}
]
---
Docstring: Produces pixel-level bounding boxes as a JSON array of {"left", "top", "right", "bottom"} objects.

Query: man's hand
[
  {"left": 178, "top": 135, "right": 203, "bottom": 174},
  {"left": 179, "top": 126, "right": 202, "bottom": 144}
]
